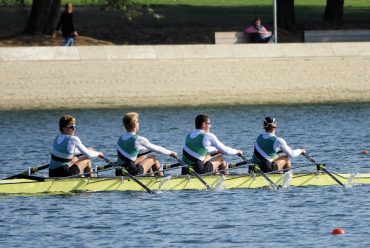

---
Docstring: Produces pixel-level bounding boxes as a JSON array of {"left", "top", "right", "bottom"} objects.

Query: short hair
[
  {"left": 123, "top": 112, "right": 139, "bottom": 131},
  {"left": 59, "top": 115, "right": 76, "bottom": 132},
  {"left": 195, "top": 114, "right": 210, "bottom": 129}
]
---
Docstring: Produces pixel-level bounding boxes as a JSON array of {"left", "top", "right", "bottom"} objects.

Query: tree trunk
[
  {"left": 24, "top": 0, "right": 61, "bottom": 35},
  {"left": 323, "top": 0, "right": 344, "bottom": 23},
  {"left": 277, "top": 0, "right": 295, "bottom": 30}
]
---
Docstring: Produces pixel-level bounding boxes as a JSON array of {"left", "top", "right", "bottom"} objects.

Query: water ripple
[{"left": 1, "top": 105, "right": 370, "bottom": 247}]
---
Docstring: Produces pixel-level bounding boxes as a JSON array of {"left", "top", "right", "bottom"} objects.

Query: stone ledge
[{"left": 1, "top": 42, "right": 370, "bottom": 61}]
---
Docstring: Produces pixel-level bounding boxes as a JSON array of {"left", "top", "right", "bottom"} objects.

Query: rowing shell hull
[{"left": 1, "top": 173, "right": 370, "bottom": 194}]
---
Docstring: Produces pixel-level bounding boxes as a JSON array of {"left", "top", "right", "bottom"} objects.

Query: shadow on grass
[{"left": 1, "top": 4, "right": 369, "bottom": 45}]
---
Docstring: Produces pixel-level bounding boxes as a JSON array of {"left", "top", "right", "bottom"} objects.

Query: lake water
[{"left": 1, "top": 104, "right": 370, "bottom": 247}]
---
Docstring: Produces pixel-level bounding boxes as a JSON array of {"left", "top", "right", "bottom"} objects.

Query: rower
[
  {"left": 116, "top": 112, "right": 177, "bottom": 177},
  {"left": 182, "top": 114, "right": 243, "bottom": 175},
  {"left": 251, "top": 116, "right": 305, "bottom": 173},
  {"left": 49, "top": 115, "right": 104, "bottom": 177}
]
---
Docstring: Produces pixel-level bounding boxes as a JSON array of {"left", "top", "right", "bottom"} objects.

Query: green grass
[
  {"left": 134, "top": 0, "right": 370, "bottom": 7},
  {"left": 1, "top": 0, "right": 369, "bottom": 44},
  {"left": 8, "top": 0, "right": 366, "bottom": 7}
]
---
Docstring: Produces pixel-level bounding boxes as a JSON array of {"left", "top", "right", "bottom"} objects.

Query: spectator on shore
[
  {"left": 54, "top": 3, "right": 78, "bottom": 46},
  {"left": 245, "top": 18, "right": 274, "bottom": 44}
]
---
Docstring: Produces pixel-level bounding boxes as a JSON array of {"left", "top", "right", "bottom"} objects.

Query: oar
[
  {"left": 303, "top": 153, "right": 345, "bottom": 188},
  {"left": 174, "top": 157, "right": 211, "bottom": 190},
  {"left": 201, "top": 160, "right": 250, "bottom": 176},
  {"left": 4, "top": 164, "right": 49, "bottom": 180},
  {"left": 100, "top": 156, "right": 154, "bottom": 194},
  {"left": 240, "top": 155, "right": 278, "bottom": 190},
  {"left": 96, "top": 151, "right": 152, "bottom": 172}
]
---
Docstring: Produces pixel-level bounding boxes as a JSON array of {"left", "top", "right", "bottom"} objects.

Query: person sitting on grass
[{"left": 245, "top": 18, "right": 274, "bottom": 44}]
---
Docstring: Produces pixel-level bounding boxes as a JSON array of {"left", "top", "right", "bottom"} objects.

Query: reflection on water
[{"left": 1, "top": 104, "right": 370, "bottom": 247}]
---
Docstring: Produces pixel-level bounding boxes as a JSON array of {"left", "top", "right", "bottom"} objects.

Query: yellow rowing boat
[{"left": 0, "top": 172, "right": 369, "bottom": 195}]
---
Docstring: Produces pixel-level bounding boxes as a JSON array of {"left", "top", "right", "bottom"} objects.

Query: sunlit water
[{"left": 1, "top": 104, "right": 370, "bottom": 247}]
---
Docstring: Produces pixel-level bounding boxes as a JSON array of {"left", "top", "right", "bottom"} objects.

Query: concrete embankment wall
[{"left": 1, "top": 43, "right": 370, "bottom": 110}]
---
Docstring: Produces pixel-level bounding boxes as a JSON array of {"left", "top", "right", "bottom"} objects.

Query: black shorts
[
  {"left": 256, "top": 161, "right": 278, "bottom": 173},
  {"left": 181, "top": 160, "right": 213, "bottom": 175},
  {"left": 116, "top": 160, "right": 144, "bottom": 176},
  {"left": 49, "top": 164, "right": 80, "bottom": 177}
]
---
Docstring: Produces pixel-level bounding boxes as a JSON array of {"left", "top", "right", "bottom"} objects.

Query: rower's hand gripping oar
[
  {"left": 240, "top": 155, "right": 278, "bottom": 190},
  {"left": 174, "top": 156, "right": 212, "bottom": 190},
  {"left": 303, "top": 153, "right": 345, "bottom": 188},
  {"left": 4, "top": 164, "right": 49, "bottom": 180},
  {"left": 100, "top": 156, "right": 154, "bottom": 194}
]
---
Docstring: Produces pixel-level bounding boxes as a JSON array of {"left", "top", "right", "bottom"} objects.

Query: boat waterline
[{"left": 1, "top": 172, "right": 369, "bottom": 195}]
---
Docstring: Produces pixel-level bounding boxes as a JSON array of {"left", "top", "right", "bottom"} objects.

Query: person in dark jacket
[{"left": 55, "top": 3, "right": 78, "bottom": 46}]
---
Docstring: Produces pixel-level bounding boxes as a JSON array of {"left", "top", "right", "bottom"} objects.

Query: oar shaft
[
  {"left": 101, "top": 156, "right": 154, "bottom": 194},
  {"left": 176, "top": 158, "right": 211, "bottom": 190},
  {"left": 240, "top": 155, "right": 278, "bottom": 190},
  {"left": 321, "top": 166, "right": 345, "bottom": 186},
  {"left": 4, "top": 164, "right": 50, "bottom": 180},
  {"left": 188, "top": 167, "right": 211, "bottom": 189},
  {"left": 303, "top": 154, "right": 345, "bottom": 187}
]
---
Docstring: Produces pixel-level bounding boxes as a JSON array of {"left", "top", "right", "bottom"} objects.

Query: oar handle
[
  {"left": 32, "top": 164, "right": 50, "bottom": 173},
  {"left": 303, "top": 153, "right": 329, "bottom": 171},
  {"left": 302, "top": 154, "right": 318, "bottom": 165},
  {"left": 228, "top": 160, "right": 249, "bottom": 168},
  {"left": 163, "top": 162, "right": 181, "bottom": 169}
]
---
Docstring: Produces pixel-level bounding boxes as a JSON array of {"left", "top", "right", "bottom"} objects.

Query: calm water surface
[{"left": 1, "top": 104, "right": 370, "bottom": 247}]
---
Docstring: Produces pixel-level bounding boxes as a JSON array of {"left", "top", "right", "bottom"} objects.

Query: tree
[
  {"left": 101, "top": 0, "right": 162, "bottom": 21},
  {"left": 323, "top": 0, "right": 344, "bottom": 23},
  {"left": 23, "top": 0, "right": 161, "bottom": 35},
  {"left": 24, "top": 0, "right": 61, "bottom": 35},
  {"left": 277, "top": 0, "right": 295, "bottom": 30}
]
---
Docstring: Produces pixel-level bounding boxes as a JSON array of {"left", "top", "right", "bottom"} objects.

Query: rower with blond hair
[
  {"left": 116, "top": 112, "right": 177, "bottom": 177},
  {"left": 49, "top": 115, "right": 104, "bottom": 177}
]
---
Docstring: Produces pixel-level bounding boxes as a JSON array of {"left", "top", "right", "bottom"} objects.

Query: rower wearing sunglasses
[
  {"left": 49, "top": 115, "right": 104, "bottom": 177},
  {"left": 251, "top": 116, "right": 306, "bottom": 173},
  {"left": 182, "top": 114, "right": 243, "bottom": 175}
]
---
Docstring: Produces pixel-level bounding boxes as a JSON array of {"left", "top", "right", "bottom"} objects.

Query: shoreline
[
  {"left": 1, "top": 101, "right": 370, "bottom": 112},
  {"left": 1, "top": 43, "right": 370, "bottom": 110}
]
